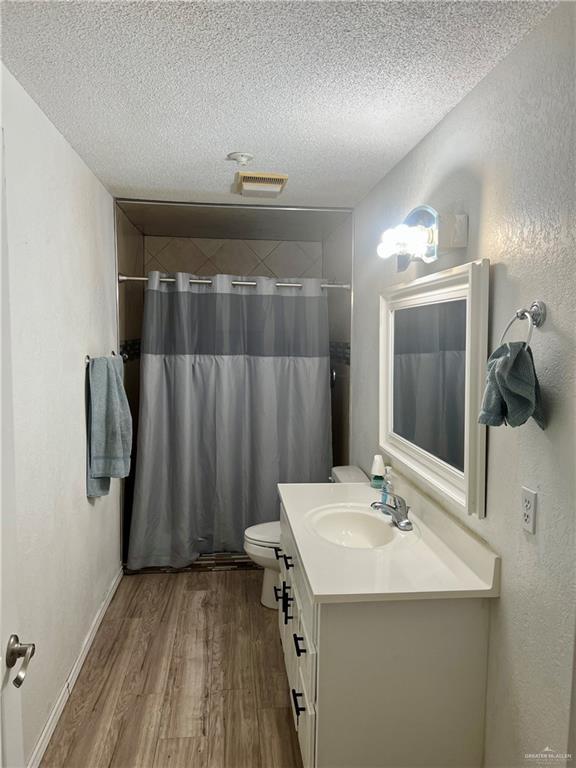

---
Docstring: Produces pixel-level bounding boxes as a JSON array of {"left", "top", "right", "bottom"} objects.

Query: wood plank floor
[{"left": 41, "top": 571, "right": 303, "bottom": 768}]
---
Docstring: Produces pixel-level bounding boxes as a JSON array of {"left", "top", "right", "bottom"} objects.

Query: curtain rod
[{"left": 118, "top": 274, "right": 351, "bottom": 290}]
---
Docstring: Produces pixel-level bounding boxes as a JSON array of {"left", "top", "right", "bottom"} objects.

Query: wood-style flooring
[{"left": 41, "top": 571, "right": 303, "bottom": 768}]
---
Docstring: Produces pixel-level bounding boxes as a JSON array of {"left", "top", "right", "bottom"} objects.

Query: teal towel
[
  {"left": 478, "top": 342, "right": 544, "bottom": 429},
  {"left": 86, "top": 356, "right": 133, "bottom": 497}
]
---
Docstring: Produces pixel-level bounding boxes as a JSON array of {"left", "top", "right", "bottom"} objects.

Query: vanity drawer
[
  {"left": 295, "top": 613, "right": 317, "bottom": 704},
  {"left": 292, "top": 668, "right": 315, "bottom": 768}
]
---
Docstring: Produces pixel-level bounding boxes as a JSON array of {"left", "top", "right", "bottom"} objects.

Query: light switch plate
[{"left": 521, "top": 487, "right": 537, "bottom": 534}]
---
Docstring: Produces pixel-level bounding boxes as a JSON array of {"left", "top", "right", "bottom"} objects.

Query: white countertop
[{"left": 277, "top": 482, "right": 500, "bottom": 603}]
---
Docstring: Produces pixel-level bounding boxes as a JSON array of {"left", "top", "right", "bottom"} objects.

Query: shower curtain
[{"left": 127, "top": 272, "right": 332, "bottom": 570}]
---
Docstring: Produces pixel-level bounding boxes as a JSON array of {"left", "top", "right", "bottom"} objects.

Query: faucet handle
[{"left": 392, "top": 495, "right": 407, "bottom": 515}]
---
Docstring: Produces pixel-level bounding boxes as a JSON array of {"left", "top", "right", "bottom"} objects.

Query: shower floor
[{"left": 40, "top": 571, "right": 302, "bottom": 768}]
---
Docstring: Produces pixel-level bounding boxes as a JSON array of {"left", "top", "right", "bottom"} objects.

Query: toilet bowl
[
  {"left": 244, "top": 521, "right": 282, "bottom": 609},
  {"left": 244, "top": 466, "right": 368, "bottom": 609}
]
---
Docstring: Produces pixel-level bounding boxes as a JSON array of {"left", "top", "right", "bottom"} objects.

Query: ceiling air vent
[{"left": 235, "top": 171, "right": 288, "bottom": 198}]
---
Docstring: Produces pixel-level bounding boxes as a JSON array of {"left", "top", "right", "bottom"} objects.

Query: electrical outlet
[{"left": 521, "top": 487, "right": 537, "bottom": 534}]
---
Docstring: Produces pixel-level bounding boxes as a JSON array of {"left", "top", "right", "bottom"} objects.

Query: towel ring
[{"left": 499, "top": 300, "right": 546, "bottom": 347}]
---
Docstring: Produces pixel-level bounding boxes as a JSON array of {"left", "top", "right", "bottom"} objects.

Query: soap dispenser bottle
[
  {"left": 381, "top": 466, "right": 393, "bottom": 506},
  {"left": 370, "top": 454, "right": 386, "bottom": 489}
]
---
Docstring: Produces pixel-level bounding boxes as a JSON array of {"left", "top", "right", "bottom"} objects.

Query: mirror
[
  {"left": 392, "top": 300, "right": 466, "bottom": 471},
  {"left": 379, "top": 260, "right": 489, "bottom": 517}
]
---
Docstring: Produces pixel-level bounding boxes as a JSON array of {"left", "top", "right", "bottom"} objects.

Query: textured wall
[
  {"left": 3, "top": 66, "right": 121, "bottom": 762},
  {"left": 350, "top": 6, "right": 575, "bottom": 766}
]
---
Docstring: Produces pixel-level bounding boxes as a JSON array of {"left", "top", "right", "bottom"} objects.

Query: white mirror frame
[{"left": 379, "top": 259, "right": 490, "bottom": 518}]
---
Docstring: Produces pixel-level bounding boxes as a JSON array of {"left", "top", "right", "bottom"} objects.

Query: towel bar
[{"left": 85, "top": 351, "right": 128, "bottom": 364}]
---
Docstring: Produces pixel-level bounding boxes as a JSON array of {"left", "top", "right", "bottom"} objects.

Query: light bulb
[{"left": 377, "top": 224, "right": 433, "bottom": 261}]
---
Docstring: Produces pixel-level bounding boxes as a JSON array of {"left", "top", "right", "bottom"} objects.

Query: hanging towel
[
  {"left": 86, "top": 355, "right": 133, "bottom": 497},
  {"left": 478, "top": 341, "right": 544, "bottom": 429}
]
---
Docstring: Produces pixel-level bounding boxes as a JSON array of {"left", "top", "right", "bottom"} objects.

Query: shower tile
[
  {"left": 211, "top": 240, "right": 259, "bottom": 275},
  {"left": 264, "top": 241, "right": 316, "bottom": 278},
  {"left": 296, "top": 241, "right": 323, "bottom": 262},
  {"left": 196, "top": 260, "right": 219, "bottom": 276},
  {"left": 192, "top": 239, "right": 225, "bottom": 258},
  {"left": 249, "top": 263, "right": 275, "bottom": 278},
  {"left": 301, "top": 258, "right": 322, "bottom": 278},
  {"left": 145, "top": 237, "right": 171, "bottom": 259},
  {"left": 156, "top": 238, "right": 208, "bottom": 274},
  {"left": 143, "top": 256, "right": 166, "bottom": 275},
  {"left": 244, "top": 240, "right": 279, "bottom": 259}
]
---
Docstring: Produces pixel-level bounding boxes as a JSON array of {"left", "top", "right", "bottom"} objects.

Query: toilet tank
[{"left": 330, "top": 465, "right": 368, "bottom": 483}]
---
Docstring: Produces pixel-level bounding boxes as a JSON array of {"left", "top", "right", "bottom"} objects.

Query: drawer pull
[
  {"left": 273, "top": 546, "right": 283, "bottom": 560},
  {"left": 283, "top": 554, "right": 294, "bottom": 570},
  {"left": 291, "top": 688, "right": 306, "bottom": 718},
  {"left": 293, "top": 634, "right": 307, "bottom": 657},
  {"left": 283, "top": 596, "right": 294, "bottom": 624}
]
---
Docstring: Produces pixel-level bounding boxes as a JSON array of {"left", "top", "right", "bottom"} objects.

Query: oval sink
[{"left": 306, "top": 504, "right": 401, "bottom": 549}]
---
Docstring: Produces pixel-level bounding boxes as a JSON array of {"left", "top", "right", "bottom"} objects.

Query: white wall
[
  {"left": 349, "top": 6, "right": 575, "bottom": 767},
  {"left": 2, "top": 66, "right": 121, "bottom": 762}
]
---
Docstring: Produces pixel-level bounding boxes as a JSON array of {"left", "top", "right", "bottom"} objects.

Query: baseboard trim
[{"left": 27, "top": 567, "right": 123, "bottom": 768}]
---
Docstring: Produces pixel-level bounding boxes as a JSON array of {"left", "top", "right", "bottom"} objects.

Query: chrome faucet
[{"left": 371, "top": 492, "right": 413, "bottom": 532}]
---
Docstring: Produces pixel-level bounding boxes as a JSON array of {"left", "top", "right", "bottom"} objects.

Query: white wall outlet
[{"left": 521, "top": 487, "right": 537, "bottom": 534}]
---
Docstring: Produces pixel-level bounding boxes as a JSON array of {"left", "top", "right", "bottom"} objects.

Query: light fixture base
[
  {"left": 377, "top": 205, "right": 468, "bottom": 272},
  {"left": 226, "top": 152, "right": 254, "bottom": 166}
]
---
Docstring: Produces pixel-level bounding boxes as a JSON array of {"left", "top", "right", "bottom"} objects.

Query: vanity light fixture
[{"left": 377, "top": 205, "right": 468, "bottom": 272}]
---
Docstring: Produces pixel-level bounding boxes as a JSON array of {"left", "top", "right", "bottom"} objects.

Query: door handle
[{"left": 6, "top": 634, "right": 36, "bottom": 688}]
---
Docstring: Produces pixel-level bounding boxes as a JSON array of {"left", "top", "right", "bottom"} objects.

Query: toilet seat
[{"left": 244, "top": 521, "right": 280, "bottom": 548}]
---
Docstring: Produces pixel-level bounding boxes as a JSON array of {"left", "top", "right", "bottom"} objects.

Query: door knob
[{"left": 6, "top": 634, "right": 35, "bottom": 688}]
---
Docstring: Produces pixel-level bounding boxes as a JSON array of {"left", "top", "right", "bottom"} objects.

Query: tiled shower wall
[{"left": 143, "top": 236, "right": 323, "bottom": 279}]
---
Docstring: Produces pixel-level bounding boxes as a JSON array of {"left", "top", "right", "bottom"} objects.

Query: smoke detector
[{"left": 235, "top": 171, "right": 289, "bottom": 198}]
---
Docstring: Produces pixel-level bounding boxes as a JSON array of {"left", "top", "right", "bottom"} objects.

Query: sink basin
[{"left": 306, "top": 504, "right": 402, "bottom": 549}]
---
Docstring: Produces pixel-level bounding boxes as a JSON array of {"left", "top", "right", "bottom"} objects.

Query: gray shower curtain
[{"left": 127, "top": 272, "right": 332, "bottom": 569}]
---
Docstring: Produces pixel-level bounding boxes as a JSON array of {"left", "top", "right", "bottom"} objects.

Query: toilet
[{"left": 244, "top": 465, "right": 368, "bottom": 608}]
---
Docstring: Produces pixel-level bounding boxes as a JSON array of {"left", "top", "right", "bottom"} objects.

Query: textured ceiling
[{"left": 2, "top": 1, "right": 553, "bottom": 207}]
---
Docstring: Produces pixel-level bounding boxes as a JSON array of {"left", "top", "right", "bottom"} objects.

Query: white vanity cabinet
[
  {"left": 276, "top": 488, "right": 500, "bottom": 768},
  {"left": 278, "top": 506, "right": 318, "bottom": 766}
]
